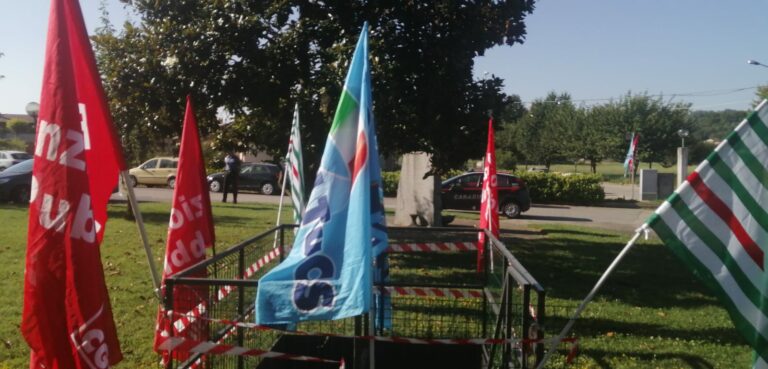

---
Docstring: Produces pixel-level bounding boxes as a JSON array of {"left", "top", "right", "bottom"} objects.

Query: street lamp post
[
  {"left": 748, "top": 59, "right": 768, "bottom": 69},
  {"left": 677, "top": 128, "right": 689, "bottom": 148},
  {"left": 677, "top": 129, "right": 690, "bottom": 187},
  {"left": 25, "top": 102, "right": 40, "bottom": 125}
]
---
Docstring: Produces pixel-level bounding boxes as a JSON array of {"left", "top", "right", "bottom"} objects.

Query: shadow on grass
[
  {"left": 509, "top": 227, "right": 715, "bottom": 310},
  {"left": 543, "top": 315, "right": 744, "bottom": 347},
  {"left": 522, "top": 214, "right": 591, "bottom": 222}
]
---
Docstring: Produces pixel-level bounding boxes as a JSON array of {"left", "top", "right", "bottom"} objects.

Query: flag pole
[
  {"left": 535, "top": 224, "right": 648, "bottom": 369},
  {"left": 121, "top": 170, "right": 161, "bottom": 297},
  {"left": 273, "top": 159, "right": 290, "bottom": 249}
]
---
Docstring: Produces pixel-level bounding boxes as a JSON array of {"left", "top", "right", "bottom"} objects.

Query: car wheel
[
  {"left": 168, "top": 177, "right": 176, "bottom": 189},
  {"left": 0, "top": 166, "right": 6, "bottom": 172},
  {"left": 261, "top": 182, "right": 275, "bottom": 195},
  {"left": 128, "top": 175, "right": 138, "bottom": 187},
  {"left": 501, "top": 201, "right": 521, "bottom": 219},
  {"left": 209, "top": 179, "right": 222, "bottom": 192},
  {"left": 12, "top": 185, "right": 31, "bottom": 203}
]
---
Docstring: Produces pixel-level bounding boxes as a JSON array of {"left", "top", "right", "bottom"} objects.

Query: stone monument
[{"left": 394, "top": 152, "right": 442, "bottom": 227}]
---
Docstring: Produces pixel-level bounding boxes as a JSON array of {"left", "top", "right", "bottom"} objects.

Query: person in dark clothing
[{"left": 222, "top": 152, "right": 241, "bottom": 203}]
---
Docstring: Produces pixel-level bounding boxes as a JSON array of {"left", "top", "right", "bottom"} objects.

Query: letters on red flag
[
  {"left": 22, "top": 0, "right": 125, "bottom": 368},
  {"left": 478, "top": 118, "right": 499, "bottom": 273},
  {"left": 154, "top": 97, "right": 215, "bottom": 360}
]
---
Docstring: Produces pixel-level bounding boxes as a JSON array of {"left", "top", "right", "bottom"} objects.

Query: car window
[
  {"left": 240, "top": 165, "right": 253, "bottom": 174},
  {"left": 11, "top": 153, "right": 32, "bottom": 160},
  {"left": 4, "top": 159, "right": 33, "bottom": 174},
  {"left": 159, "top": 159, "right": 175, "bottom": 169},
  {"left": 457, "top": 174, "right": 482, "bottom": 188},
  {"left": 141, "top": 159, "right": 158, "bottom": 169}
]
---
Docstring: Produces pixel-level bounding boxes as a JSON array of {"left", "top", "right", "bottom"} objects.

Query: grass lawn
[
  {"left": 526, "top": 161, "right": 698, "bottom": 184},
  {"left": 0, "top": 202, "right": 752, "bottom": 368},
  {"left": 505, "top": 224, "right": 751, "bottom": 368}
]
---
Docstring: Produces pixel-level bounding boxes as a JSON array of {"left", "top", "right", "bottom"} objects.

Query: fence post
[
  {"left": 521, "top": 284, "right": 531, "bottom": 369},
  {"left": 164, "top": 280, "right": 174, "bottom": 369},
  {"left": 504, "top": 271, "right": 513, "bottom": 368},
  {"left": 237, "top": 248, "right": 245, "bottom": 369},
  {"left": 279, "top": 225, "right": 286, "bottom": 261},
  {"left": 535, "top": 291, "right": 546, "bottom": 365}
]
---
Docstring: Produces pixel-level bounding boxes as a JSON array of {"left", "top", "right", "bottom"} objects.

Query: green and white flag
[
  {"left": 647, "top": 100, "right": 768, "bottom": 366},
  {"left": 287, "top": 103, "right": 305, "bottom": 223}
]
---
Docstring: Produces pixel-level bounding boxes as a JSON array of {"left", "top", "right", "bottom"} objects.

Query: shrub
[
  {"left": 381, "top": 171, "right": 400, "bottom": 196},
  {"left": 516, "top": 172, "right": 604, "bottom": 203}
]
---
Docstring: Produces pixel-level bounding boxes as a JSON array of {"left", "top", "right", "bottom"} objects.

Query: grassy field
[{"left": 0, "top": 202, "right": 751, "bottom": 368}]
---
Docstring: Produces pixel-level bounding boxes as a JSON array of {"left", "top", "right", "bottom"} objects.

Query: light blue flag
[{"left": 256, "top": 22, "right": 388, "bottom": 325}]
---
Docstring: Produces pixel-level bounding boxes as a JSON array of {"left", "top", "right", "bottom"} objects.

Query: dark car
[
  {"left": 0, "top": 159, "right": 33, "bottom": 203},
  {"left": 207, "top": 162, "right": 282, "bottom": 195},
  {"left": 441, "top": 172, "right": 531, "bottom": 218}
]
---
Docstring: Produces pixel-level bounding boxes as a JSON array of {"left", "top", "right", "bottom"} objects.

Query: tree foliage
[{"left": 96, "top": 0, "right": 536, "bottom": 172}]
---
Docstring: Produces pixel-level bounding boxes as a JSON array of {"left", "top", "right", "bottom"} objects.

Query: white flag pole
[
  {"left": 273, "top": 159, "right": 290, "bottom": 249},
  {"left": 535, "top": 224, "right": 648, "bottom": 369},
  {"left": 120, "top": 170, "right": 161, "bottom": 298}
]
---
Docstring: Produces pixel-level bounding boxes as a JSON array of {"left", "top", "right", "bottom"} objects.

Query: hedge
[{"left": 381, "top": 170, "right": 605, "bottom": 203}]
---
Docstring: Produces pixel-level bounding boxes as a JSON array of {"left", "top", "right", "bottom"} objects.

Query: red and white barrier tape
[
  {"left": 387, "top": 242, "right": 477, "bottom": 253},
  {"left": 377, "top": 286, "right": 483, "bottom": 299},
  {"left": 171, "top": 247, "right": 282, "bottom": 335},
  {"left": 188, "top": 312, "right": 251, "bottom": 369},
  {"left": 165, "top": 311, "right": 520, "bottom": 346},
  {"left": 157, "top": 336, "right": 339, "bottom": 364}
]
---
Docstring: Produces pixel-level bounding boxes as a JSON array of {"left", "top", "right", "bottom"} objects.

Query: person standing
[{"left": 222, "top": 152, "right": 241, "bottom": 203}]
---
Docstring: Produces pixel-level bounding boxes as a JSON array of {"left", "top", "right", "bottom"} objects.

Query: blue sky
[{"left": 1, "top": 1, "right": 767, "bottom": 115}]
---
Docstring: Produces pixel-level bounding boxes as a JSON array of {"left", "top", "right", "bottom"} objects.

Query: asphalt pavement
[{"left": 114, "top": 183, "right": 653, "bottom": 233}]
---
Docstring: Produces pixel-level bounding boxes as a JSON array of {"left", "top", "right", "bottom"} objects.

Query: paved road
[{"left": 115, "top": 185, "right": 654, "bottom": 233}]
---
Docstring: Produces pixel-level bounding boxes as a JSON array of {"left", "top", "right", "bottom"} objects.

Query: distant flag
[
  {"left": 153, "top": 96, "right": 215, "bottom": 362},
  {"left": 22, "top": 0, "right": 126, "bottom": 367},
  {"left": 647, "top": 100, "right": 768, "bottom": 367},
  {"left": 623, "top": 132, "right": 640, "bottom": 177},
  {"left": 256, "top": 22, "right": 388, "bottom": 324},
  {"left": 477, "top": 118, "right": 499, "bottom": 273},
  {"left": 287, "top": 104, "right": 305, "bottom": 223}
]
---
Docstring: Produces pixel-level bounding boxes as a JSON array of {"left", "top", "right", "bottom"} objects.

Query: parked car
[
  {"left": 440, "top": 172, "right": 531, "bottom": 218},
  {"left": 0, "top": 150, "right": 33, "bottom": 171},
  {"left": 0, "top": 159, "right": 33, "bottom": 203},
  {"left": 127, "top": 157, "right": 179, "bottom": 188},
  {"left": 207, "top": 162, "right": 282, "bottom": 195}
]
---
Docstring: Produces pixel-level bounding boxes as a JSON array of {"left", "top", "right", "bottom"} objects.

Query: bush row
[
  {"left": 380, "top": 170, "right": 605, "bottom": 203},
  {"left": 515, "top": 172, "right": 604, "bottom": 203}
]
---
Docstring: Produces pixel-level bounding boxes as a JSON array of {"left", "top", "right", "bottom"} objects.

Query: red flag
[
  {"left": 154, "top": 96, "right": 215, "bottom": 361},
  {"left": 477, "top": 118, "right": 499, "bottom": 273},
  {"left": 22, "top": 0, "right": 126, "bottom": 368}
]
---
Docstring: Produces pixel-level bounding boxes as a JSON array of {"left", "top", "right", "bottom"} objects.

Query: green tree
[
  {"left": 6, "top": 118, "right": 34, "bottom": 135},
  {"left": 511, "top": 91, "right": 574, "bottom": 169},
  {"left": 611, "top": 93, "right": 692, "bottom": 169},
  {"left": 754, "top": 84, "right": 768, "bottom": 107},
  {"left": 94, "top": 1, "right": 535, "bottom": 172}
]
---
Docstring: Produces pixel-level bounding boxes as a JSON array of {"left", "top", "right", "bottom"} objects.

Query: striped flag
[
  {"left": 287, "top": 103, "right": 305, "bottom": 223},
  {"left": 647, "top": 100, "right": 768, "bottom": 367},
  {"left": 623, "top": 132, "right": 639, "bottom": 177}
]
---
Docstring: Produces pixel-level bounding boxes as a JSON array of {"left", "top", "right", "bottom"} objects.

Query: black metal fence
[{"left": 162, "top": 225, "right": 545, "bottom": 369}]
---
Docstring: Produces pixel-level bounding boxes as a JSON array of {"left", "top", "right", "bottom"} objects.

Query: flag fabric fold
[
  {"left": 154, "top": 96, "right": 215, "bottom": 360},
  {"left": 623, "top": 132, "right": 639, "bottom": 177},
  {"left": 647, "top": 100, "right": 768, "bottom": 367},
  {"left": 22, "top": 0, "right": 125, "bottom": 367},
  {"left": 287, "top": 103, "right": 306, "bottom": 223},
  {"left": 256, "top": 23, "right": 388, "bottom": 325},
  {"left": 477, "top": 118, "right": 499, "bottom": 273}
]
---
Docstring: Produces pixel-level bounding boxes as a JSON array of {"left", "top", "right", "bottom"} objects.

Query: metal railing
[{"left": 162, "top": 225, "right": 545, "bottom": 369}]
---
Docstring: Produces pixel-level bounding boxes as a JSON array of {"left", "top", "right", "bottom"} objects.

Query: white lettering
[
  {"left": 39, "top": 193, "right": 70, "bottom": 232},
  {"left": 168, "top": 195, "right": 205, "bottom": 230},
  {"left": 71, "top": 305, "right": 109, "bottom": 369},
  {"left": 78, "top": 103, "right": 92, "bottom": 150},
  {"left": 169, "top": 208, "right": 184, "bottom": 230},
  {"left": 71, "top": 194, "right": 96, "bottom": 243},
  {"left": 35, "top": 120, "right": 61, "bottom": 161},
  {"left": 30, "top": 175, "right": 39, "bottom": 203},
  {"left": 59, "top": 129, "right": 86, "bottom": 171},
  {"left": 165, "top": 231, "right": 208, "bottom": 273}
]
